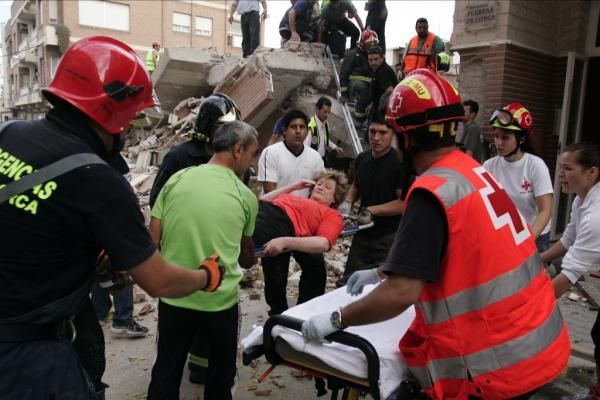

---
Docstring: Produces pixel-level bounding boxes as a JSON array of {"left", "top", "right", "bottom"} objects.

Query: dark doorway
[{"left": 581, "top": 57, "right": 600, "bottom": 147}]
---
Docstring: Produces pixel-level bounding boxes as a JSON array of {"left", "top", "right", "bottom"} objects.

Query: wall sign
[{"left": 465, "top": 2, "right": 497, "bottom": 32}]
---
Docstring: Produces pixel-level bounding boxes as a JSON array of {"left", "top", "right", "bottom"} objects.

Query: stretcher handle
[{"left": 263, "top": 314, "right": 381, "bottom": 400}]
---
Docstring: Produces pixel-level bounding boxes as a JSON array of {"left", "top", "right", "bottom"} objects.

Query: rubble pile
[{"left": 120, "top": 43, "right": 360, "bottom": 222}]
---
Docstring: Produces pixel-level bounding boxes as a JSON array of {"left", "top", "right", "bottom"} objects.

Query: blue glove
[
  {"left": 346, "top": 268, "right": 382, "bottom": 296},
  {"left": 301, "top": 313, "right": 339, "bottom": 343}
]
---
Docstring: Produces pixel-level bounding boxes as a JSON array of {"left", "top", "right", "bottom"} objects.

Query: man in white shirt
[
  {"left": 257, "top": 109, "right": 325, "bottom": 315},
  {"left": 229, "top": 0, "right": 268, "bottom": 58},
  {"left": 305, "top": 97, "right": 343, "bottom": 166}
]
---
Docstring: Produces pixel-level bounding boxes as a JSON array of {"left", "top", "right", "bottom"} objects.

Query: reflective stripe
[
  {"left": 421, "top": 167, "right": 476, "bottom": 208},
  {"left": 410, "top": 305, "right": 564, "bottom": 388},
  {"left": 349, "top": 75, "right": 372, "bottom": 83},
  {"left": 419, "top": 252, "right": 543, "bottom": 325}
]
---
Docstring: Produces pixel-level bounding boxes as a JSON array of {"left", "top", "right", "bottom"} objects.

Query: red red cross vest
[{"left": 400, "top": 150, "right": 570, "bottom": 399}]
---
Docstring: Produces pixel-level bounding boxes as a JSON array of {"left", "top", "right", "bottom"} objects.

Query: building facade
[
  {"left": 451, "top": 0, "right": 600, "bottom": 237},
  {"left": 2, "top": 0, "right": 258, "bottom": 120}
]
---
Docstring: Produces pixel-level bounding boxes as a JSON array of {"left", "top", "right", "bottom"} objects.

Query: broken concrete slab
[{"left": 152, "top": 47, "right": 239, "bottom": 112}]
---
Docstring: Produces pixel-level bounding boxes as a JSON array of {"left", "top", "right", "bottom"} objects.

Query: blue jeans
[
  {"left": 535, "top": 232, "right": 550, "bottom": 253},
  {"left": 91, "top": 283, "right": 134, "bottom": 326}
]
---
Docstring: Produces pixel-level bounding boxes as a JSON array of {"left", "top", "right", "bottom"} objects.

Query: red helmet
[
  {"left": 152, "top": 41, "right": 161, "bottom": 47},
  {"left": 385, "top": 68, "right": 463, "bottom": 134},
  {"left": 490, "top": 102, "right": 533, "bottom": 135},
  {"left": 42, "top": 36, "right": 157, "bottom": 135},
  {"left": 360, "top": 29, "right": 379, "bottom": 46}
]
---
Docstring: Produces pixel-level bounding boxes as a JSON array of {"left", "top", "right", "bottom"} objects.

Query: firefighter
[
  {"left": 0, "top": 36, "right": 223, "bottom": 400},
  {"left": 302, "top": 69, "right": 570, "bottom": 399},
  {"left": 339, "top": 29, "right": 379, "bottom": 126}
]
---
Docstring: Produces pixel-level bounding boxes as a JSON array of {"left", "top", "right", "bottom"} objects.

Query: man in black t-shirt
[
  {"left": 337, "top": 117, "right": 404, "bottom": 286},
  {"left": 366, "top": 45, "right": 398, "bottom": 123},
  {"left": 0, "top": 37, "right": 224, "bottom": 400}
]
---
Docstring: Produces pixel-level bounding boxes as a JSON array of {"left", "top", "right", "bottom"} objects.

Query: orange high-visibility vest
[
  {"left": 403, "top": 32, "right": 437, "bottom": 74},
  {"left": 400, "top": 150, "right": 570, "bottom": 400}
]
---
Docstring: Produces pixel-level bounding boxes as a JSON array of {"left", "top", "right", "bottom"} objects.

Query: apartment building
[{"left": 2, "top": 0, "right": 259, "bottom": 119}]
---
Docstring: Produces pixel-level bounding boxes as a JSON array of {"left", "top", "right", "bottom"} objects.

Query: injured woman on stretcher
[{"left": 252, "top": 169, "right": 349, "bottom": 256}]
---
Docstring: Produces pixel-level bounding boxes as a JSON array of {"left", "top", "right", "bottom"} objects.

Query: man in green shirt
[{"left": 147, "top": 121, "right": 259, "bottom": 400}]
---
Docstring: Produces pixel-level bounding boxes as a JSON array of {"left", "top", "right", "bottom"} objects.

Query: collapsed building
[{"left": 123, "top": 42, "right": 363, "bottom": 227}]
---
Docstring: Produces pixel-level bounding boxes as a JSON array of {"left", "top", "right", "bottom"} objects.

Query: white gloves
[
  {"left": 346, "top": 268, "right": 382, "bottom": 296},
  {"left": 301, "top": 312, "right": 339, "bottom": 343}
]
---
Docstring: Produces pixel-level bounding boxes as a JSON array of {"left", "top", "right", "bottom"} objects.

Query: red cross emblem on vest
[{"left": 476, "top": 167, "right": 530, "bottom": 245}]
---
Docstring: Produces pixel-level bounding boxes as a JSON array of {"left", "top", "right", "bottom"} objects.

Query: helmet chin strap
[
  {"left": 503, "top": 133, "right": 523, "bottom": 159},
  {"left": 398, "top": 134, "right": 420, "bottom": 194}
]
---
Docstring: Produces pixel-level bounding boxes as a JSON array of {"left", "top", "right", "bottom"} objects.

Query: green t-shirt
[
  {"left": 416, "top": 35, "right": 446, "bottom": 54},
  {"left": 151, "top": 164, "right": 258, "bottom": 312}
]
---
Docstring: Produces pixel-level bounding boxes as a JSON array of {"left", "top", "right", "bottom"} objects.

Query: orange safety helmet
[
  {"left": 42, "top": 36, "right": 157, "bottom": 135},
  {"left": 490, "top": 102, "right": 533, "bottom": 135},
  {"left": 385, "top": 68, "right": 464, "bottom": 135},
  {"left": 360, "top": 29, "right": 379, "bottom": 47}
]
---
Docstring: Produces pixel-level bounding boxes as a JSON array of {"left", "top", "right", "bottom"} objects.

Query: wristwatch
[{"left": 330, "top": 308, "right": 346, "bottom": 330}]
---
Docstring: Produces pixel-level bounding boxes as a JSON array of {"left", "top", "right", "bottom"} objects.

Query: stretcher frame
[{"left": 243, "top": 314, "right": 382, "bottom": 400}]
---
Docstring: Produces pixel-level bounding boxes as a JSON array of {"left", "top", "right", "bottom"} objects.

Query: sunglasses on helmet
[{"left": 489, "top": 108, "right": 524, "bottom": 130}]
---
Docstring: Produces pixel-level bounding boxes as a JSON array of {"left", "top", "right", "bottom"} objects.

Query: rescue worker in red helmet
[
  {"left": 0, "top": 36, "right": 223, "bottom": 400},
  {"left": 484, "top": 103, "right": 554, "bottom": 254},
  {"left": 302, "top": 68, "right": 570, "bottom": 399},
  {"left": 339, "top": 29, "right": 379, "bottom": 126}
]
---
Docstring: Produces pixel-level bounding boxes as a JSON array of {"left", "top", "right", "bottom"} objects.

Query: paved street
[{"left": 100, "top": 266, "right": 600, "bottom": 400}]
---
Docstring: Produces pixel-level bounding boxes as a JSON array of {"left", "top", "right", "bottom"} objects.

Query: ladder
[{"left": 325, "top": 46, "right": 363, "bottom": 157}]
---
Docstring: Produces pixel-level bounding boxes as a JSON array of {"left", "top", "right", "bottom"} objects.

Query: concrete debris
[{"left": 121, "top": 43, "right": 360, "bottom": 260}]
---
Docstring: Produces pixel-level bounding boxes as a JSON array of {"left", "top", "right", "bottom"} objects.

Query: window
[
  {"left": 78, "top": 1, "right": 129, "bottom": 31},
  {"left": 49, "top": 0, "right": 58, "bottom": 24},
  {"left": 229, "top": 20, "right": 242, "bottom": 48},
  {"left": 173, "top": 12, "right": 191, "bottom": 33},
  {"left": 195, "top": 16, "right": 212, "bottom": 36}
]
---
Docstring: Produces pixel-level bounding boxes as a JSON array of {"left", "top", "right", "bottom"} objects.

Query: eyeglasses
[{"left": 489, "top": 108, "right": 523, "bottom": 130}]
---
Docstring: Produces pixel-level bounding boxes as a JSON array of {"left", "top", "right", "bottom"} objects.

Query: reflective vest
[
  {"left": 307, "top": 116, "right": 331, "bottom": 153},
  {"left": 400, "top": 150, "right": 570, "bottom": 400},
  {"left": 403, "top": 32, "right": 437, "bottom": 74},
  {"left": 146, "top": 49, "right": 159, "bottom": 72}
]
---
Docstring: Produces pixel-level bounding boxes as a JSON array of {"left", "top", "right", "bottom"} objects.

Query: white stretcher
[{"left": 241, "top": 284, "right": 416, "bottom": 399}]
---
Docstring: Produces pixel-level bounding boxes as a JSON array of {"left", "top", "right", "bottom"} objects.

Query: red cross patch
[
  {"left": 476, "top": 167, "right": 530, "bottom": 245},
  {"left": 521, "top": 180, "right": 531, "bottom": 191}
]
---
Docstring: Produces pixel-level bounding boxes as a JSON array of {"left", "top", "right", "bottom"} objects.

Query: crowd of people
[{"left": 0, "top": 7, "right": 599, "bottom": 400}]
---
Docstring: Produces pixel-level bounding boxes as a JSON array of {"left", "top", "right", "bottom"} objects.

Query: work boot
[{"left": 110, "top": 320, "right": 148, "bottom": 337}]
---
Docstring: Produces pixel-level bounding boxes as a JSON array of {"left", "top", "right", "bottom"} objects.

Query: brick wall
[{"left": 456, "top": 43, "right": 566, "bottom": 173}]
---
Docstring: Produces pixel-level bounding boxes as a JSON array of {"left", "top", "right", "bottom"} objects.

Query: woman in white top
[
  {"left": 541, "top": 142, "right": 600, "bottom": 400},
  {"left": 483, "top": 102, "right": 553, "bottom": 252}
]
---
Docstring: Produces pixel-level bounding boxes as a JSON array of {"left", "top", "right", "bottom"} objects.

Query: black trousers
[
  {"left": 241, "top": 11, "right": 260, "bottom": 57},
  {"left": 0, "top": 338, "right": 95, "bottom": 400},
  {"left": 279, "top": 20, "right": 319, "bottom": 42},
  {"left": 147, "top": 301, "right": 238, "bottom": 400},
  {"left": 348, "top": 80, "right": 370, "bottom": 121},
  {"left": 343, "top": 227, "right": 397, "bottom": 279},
  {"left": 323, "top": 18, "right": 360, "bottom": 50},
  {"left": 262, "top": 251, "right": 326, "bottom": 316},
  {"left": 73, "top": 299, "right": 108, "bottom": 397}
]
